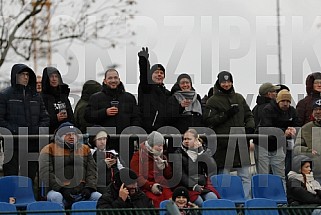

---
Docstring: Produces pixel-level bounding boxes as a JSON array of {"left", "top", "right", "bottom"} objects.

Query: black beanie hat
[
  {"left": 172, "top": 186, "right": 190, "bottom": 202},
  {"left": 150, "top": 64, "right": 165, "bottom": 76},
  {"left": 313, "top": 99, "right": 321, "bottom": 109},
  {"left": 217, "top": 71, "right": 233, "bottom": 84},
  {"left": 114, "top": 168, "right": 138, "bottom": 188},
  {"left": 177, "top": 73, "right": 192, "bottom": 84}
]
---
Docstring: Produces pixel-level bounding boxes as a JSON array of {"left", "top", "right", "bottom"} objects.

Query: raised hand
[{"left": 138, "top": 47, "right": 149, "bottom": 59}]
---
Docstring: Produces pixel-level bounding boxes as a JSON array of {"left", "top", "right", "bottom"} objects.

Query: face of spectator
[
  {"left": 278, "top": 100, "right": 291, "bottom": 111},
  {"left": 179, "top": 78, "right": 192, "bottom": 91},
  {"left": 182, "top": 131, "right": 196, "bottom": 148},
  {"left": 313, "top": 79, "right": 321, "bottom": 92},
  {"left": 313, "top": 107, "right": 321, "bottom": 122},
  {"left": 95, "top": 137, "right": 107, "bottom": 151},
  {"left": 125, "top": 182, "right": 138, "bottom": 196},
  {"left": 267, "top": 90, "right": 278, "bottom": 99},
  {"left": 301, "top": 162, "right": 311, "bottom": 175},
  {"left": 17, "top": 71, "right": 29, "bottom": 86},
  {"left": 36, "top": 76, "right": 42, "bottom": 93},
  {"left": 152, "top": 144, "right": 163, "bottom": 152},
  {"left": 49, "top": 73, "right": 59, "bottom": 87},
  {"left": 104, "top": 70, "right": 120, "bottom": 89},
  {"left": 220, "top": 80, "right": 232, "bottom": 91},
  {"left": 63, "top": 132, "right": 77, "bottom": 144},
  {"left": 151, "top": 69, "right": 165, "bottom": 84},
  {"left": 175, "top": 196, "right": 188, "bottom": 208}
]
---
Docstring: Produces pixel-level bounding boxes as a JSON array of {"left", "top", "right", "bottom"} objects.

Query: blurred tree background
[{"left": 0, "top": 0, "right": 137, "bottom": 71}]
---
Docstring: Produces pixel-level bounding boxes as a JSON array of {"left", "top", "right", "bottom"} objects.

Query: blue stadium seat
[
  {"left": 0, "top": 176, "right": 36, "bottom": 209},
  {"left": 211, "top": 174, "right": 246, "bottom": 204},
  {"left": 251, "top": 174, "right": 287, "bottom": 204},
  {"left": 0, "top": 202, "right": 18, "bottom": 215},
  {"left": 244, "top": 198, "right": 279, "bottom": 215},
  {"left": 159, "top": 199, "right": 170, "bottom": 215},
  {"left": 202, "top": 199, "right": 237, "bottom": 215},
  {"left": 71, "top": 201, "right": 97, "bottom": 215},
  {"left": 26, "top": 201, "right": 64, "bottom": 215}
]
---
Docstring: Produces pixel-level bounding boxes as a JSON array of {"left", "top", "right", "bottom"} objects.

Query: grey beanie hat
[
  {"left": 292, "top": 155, "right": 312, "bottom": 173},
  {"left": 147, "top": 131, "right": 165, "bottom": 147}
]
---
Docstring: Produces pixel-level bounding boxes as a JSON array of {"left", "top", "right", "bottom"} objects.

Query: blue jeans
[
  {"left": 47, "top": 190, "right": 102, "bottom": 208},
  {"left": 219, "top": 166, "right": 252, "bottom": 199},
  {"left": 193, "top": 192, "right": 218, "bottom": 207}
]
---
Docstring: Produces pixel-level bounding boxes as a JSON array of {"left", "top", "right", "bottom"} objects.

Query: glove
[
  {"left": 225, "top": 105, "right": 239, "bottom": 117},
  {"left": 151, "top": 183, "right": 162, "bottom": 195},
  {"left": 193, "top": 184, "right": 203, "bottom": 193},
  {"left": 81, "top": 187, "right": 93, "bottom": 200},
  {"left": 60, "top": 188, "right": 76, "bottom": 203},
  {"left": 316, "top": 189, "right": 321, "bottom": 197},
  {"left": 138, "top": 47, "right": 149, "bottom": 59}
]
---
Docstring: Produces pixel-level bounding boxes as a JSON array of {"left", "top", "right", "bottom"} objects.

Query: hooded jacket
[
  {"left": 252, "top": 95, "right": 273, "bottom": 128},
  {"left": 203, "top": 82, "right": 255, "bottom": 168},
  {"left": 0, "top": 64, "right": 50, "bottom": 149},
  {"left": 296, "top": 72, "right": 321, "bottom": 126},
  {"left": 286, "top": 155, "right": 321, "bottom": 206},
  {"left": 41, "top": 67, "right": 74, "bottom": 134},
  {"left": 294, "top": 119, "right": 321, "bottom": 179},
  {"left": 74, "top": 80, "right": 101, "bottom": 133},
  {"left": 38, "top": 128, "right": 97, "bottom": 193}
]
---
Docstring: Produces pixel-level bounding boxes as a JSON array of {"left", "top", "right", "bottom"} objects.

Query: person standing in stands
[
  {"left": 137, "top": 47, "right": 171, "bottom": 133},
  {"left": 258, "top": 90, "right": 300, "bottom": 186},
  {"left": 41, "top": 66, "right": 74, "bottom": 134},
  {"left": 130, "top": 131, "right": 173, "bottom": 208},
  {"left": 294, "top": 99, "right": 321, "bottom": 184},
  {"left": 84, "top": 68, "right": 141, "bottom": 165},
  {"left": 167, "top": 74, "right": 203, "bottom": 134},
  {"left": 297, "top": 72, "right": 321, "bottom": 126},
  {"left": 0, "top": 64, "right": 50, "bottom": 181},
  {"left": 203, "top": 71, "right": 255, "bottom": 199},
  {"left": 74, "top": 80, "right": 101, "bottom": 133},
  {"left": 39, "top": 122, "right": 101, "bottom": 208},
  {"left": 252, "top": 83, "right": 280, "bottom": 128}
]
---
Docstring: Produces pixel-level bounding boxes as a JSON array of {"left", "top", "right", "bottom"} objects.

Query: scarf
[
  {"left": 181, "top": 144, "right": 204, "bottom": 162},
  {"left": 288, "top": 171, "right": 321, "bottom": 194},
  {"left": 144, "top": 141, "right": 167, "bottom": 170},
  {"left": 174, "top": 91, "right": 202, "bottom": 115}
]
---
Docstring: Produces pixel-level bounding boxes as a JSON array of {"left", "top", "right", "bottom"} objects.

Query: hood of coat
[
  {"left": 41, "top": 67, "right": 70, "bottom": 94},
  {"left": 81, "top": 80, "right": 102, "bottom": 101},
  {"left": 10, "top": 64, "right": 36, "bottom": 92},
  {"left": 291, "top": 154, "right": 312, "bottom": 174},
  {"left": 305, "top": 72, "right": 321, "bottom": 95}
]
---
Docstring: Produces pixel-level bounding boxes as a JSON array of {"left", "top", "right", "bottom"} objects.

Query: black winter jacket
[
  {"left": 41, "top": 67, "right": 74, "bottom": 134},
  {"left": 138, "top": 56, "right": 171, "bottom": 133},
  {"left": 0, "top": 64, "right": 50, "bottom": 150},
  {"left": 84, "top": 82, "right": 141, "bottom": 134}
]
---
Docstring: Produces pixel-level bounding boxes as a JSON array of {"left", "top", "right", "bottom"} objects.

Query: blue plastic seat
[
  {"left": 71, "top": 201, "right": 97, "bottom": 215},
  {"left": 159, "top": 200, "right": 170, "bottom": 215},
  {"left": 0, "top": 202, "right": 18, "bottom": 215},
  {"left": 244, "top": 198, "right": 279, "bottom": 215},
  {"left": 0, "top": 176, "right": 36, "bottom": 209},
  {"left": 210, "top": 174, "right": 246, "bottom": 204},
  {"left": 26, "top": 201, "right": 64, "bottom": 215},
  {"left": 202, "top": 199, "right": 237, "bottom": 215},
  {"left": 251, "top": 174, "right": 287, "bottom": 204}
]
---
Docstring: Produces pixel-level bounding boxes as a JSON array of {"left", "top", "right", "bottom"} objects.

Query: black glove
[
  {"left": 81, "top": 188, "right": 93, "bottom": 200},
  {"left": 316, "top": 189, "right": 321, "bottom": 197},
  {"left": 245, "top": 127, "right": 255, "bottom": 134},
  {"left": 138, "top": 47, "right": 149, "bottom": 59},
  {"left": 225, "top": 105, "right": 239, "bottom": 117},
  {"left": 61, "top": 188, "right": 76, "bottom": 203}
]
